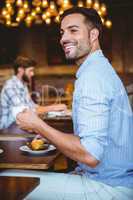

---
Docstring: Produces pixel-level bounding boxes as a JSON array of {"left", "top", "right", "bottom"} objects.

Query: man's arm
[
  {"left": 17, "top": 110, "right": 99, "bottom": 168},
  {"left": 35, "top": 104, "right": 67, "bottom": 114},
  {"left": 35, "top": 118, "right": 99, "bottom": 168}
]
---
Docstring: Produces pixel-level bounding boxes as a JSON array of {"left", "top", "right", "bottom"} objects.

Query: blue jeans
[{"left": 0, "top": 169, "right": 133, "bottom": 200}]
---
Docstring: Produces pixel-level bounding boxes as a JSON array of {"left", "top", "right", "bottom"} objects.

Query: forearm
[
  {"left": 36, "top": 105, "right": 58, "bottom": 114},
  {"left": 35, "top": 119, "right": 99, "bottom": 168},
  {"left": 36, "top": 105, "right": 49, "bottom": 114},
  {"left": 36, "top": 104, "right": 67, "bottom": 114}
]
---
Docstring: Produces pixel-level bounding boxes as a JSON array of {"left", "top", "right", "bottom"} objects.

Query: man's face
[
  {"left": 60, "top": 13, "right": 92, "bottom": 64},
  {"left": 22, "top": 67, "right": 35, "bottom": 83}
]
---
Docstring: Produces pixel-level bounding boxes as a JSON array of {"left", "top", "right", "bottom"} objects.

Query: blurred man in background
[{"left": 0, "top": 56, "right": 66, "bottom": 129}]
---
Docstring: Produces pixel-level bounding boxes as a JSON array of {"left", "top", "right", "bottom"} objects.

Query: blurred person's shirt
[{"left": 0, "top": 75, "right": 36, "bottom": 129}]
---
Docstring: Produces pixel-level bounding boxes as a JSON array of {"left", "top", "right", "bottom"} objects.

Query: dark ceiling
[{"left": 103, "top": 0, "right": 133, "bottom": 7}]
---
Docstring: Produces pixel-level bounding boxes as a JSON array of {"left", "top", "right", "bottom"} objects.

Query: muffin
[{"left": 27, "top": 139, "right": 48, "bottom": 150}]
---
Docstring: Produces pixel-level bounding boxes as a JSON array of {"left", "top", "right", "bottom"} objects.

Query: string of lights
[{"left": 0, "top": 0, "right": 112, "bottom": 28}]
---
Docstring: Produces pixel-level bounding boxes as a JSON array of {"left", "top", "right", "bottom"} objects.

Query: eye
[{"left": 70, "top": 29, "right": 78, "bottom": 33}]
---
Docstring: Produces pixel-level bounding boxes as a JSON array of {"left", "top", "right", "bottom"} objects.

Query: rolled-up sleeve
[{"left": 76, "top": 76, "right": 111, "bottom": 161}]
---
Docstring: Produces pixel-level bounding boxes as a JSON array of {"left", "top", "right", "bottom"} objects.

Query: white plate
[
  {"left": 47, "top": 110, "right": 72, "bottom": 118},
  {"left": 0, "top": 149, "right": 4, "bottom": 154},
  {"left": 19, "top": 145, "right": 56, "bottom": 155},
  {"left": 47, "top": 111, "right": 66, "bottom": 118}
]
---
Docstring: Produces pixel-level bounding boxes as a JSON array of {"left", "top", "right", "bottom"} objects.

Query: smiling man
[
  {"left": 60, "top": 13, "right": 98, "bottom": 65},
  {"left": 1, "top": 7, "right": 133, "bottom": 200}
]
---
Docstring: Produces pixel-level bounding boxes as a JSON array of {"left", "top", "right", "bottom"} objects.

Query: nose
[
  {"left": 60, "top": 31, "right": 70, "bottom": 46},
  {"left": 31, "top": 71, "right": 34, "bottom": 77}
]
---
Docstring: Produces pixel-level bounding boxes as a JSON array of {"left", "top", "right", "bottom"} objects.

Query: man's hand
[{"left": 16, "top": 110, "right": 42, "bottom": 133}]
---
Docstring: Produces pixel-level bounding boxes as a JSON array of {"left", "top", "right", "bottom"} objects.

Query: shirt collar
[
  {"left": 12, "top": 75, "right": 26, "bottom": 89},
  {"left": 76, "top": 50, "right": 103, "bottom": 78}
]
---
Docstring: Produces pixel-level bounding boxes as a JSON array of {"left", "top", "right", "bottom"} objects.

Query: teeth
[{"left": 65, "top": 45, "right": 75, "bottom": 50}]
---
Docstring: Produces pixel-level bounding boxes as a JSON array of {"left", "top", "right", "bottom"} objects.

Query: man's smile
[{"left": 63, "top": 43, "right": 76, "bottom": 53}]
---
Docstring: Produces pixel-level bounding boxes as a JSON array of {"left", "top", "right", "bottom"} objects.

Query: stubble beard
[
  {"left": 22, "top": 74, "right": 30, "bottom": 83},
  {"left": 65, "top": 45, "right": 91, "bottom": 65}
]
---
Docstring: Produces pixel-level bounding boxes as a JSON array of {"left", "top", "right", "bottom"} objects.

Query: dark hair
[
  {"left": 13, "top": 56, "right": 36, "bottom": 74},
  {"left": 60, "top": 7, "right": 103, "bottom": 41}
]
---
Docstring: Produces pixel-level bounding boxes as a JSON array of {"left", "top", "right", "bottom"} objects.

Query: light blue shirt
[
  {"left": 0, "top": 76, "right": 36, "bottom": 129},
  {"left": 72, "top": 50, "right": 133, "bottom": 188}
]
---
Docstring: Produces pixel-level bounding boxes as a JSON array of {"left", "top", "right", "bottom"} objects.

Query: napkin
[{"left": 12, "top": 105, "right": 29, "bottom": 120}]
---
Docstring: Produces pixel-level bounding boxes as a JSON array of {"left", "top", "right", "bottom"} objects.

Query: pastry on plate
[{"left": 27, "top": 139, "right": 48, "bottom": 151}]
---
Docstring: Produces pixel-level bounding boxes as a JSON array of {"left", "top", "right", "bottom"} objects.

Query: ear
[{"left": 89, "top": 28, "right": 99, "bottom": 43}]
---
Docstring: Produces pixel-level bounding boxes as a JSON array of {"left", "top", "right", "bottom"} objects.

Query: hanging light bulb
[
  {"left": 50, "top": 1, "right": 56, "bottom": 10},
  {"left": 16, "top": 0, "right": 23, "bottom": 7},
  {"left": 62, "top": 0, "right": 72, "bottom": 10},
  {"left": 6, "top": 6, "right": 14, "bottom": 15},
  {"left": 5, "top": 13, "right": 11, "bottom": 20},
  {"left": 42, "top": 0, "right": 48, "bottom": 8},
  {"left": 86, "top": 0, "right": 93, "bottom": 8},
  {"left": 31, "top": 10, "right": 37, "bottom": 18},
  {"left": 49, "top": 1, "right": 58, "bottom": 16},
  {"left": 105, "top": 19, "right": 112, "bottom": 28},
  {"left": 45, "top": 18, "right": 51, "bottom": 24},
  {"left": 23, "top": 1, "right": 29, "bottom": 12},
  {"left": 26, "top": 15, "right": 32, "bottom": 22},
  {"left": 25, "top": 15, "right": 32, "bottom": 27},
  {"left": 32, "top": 0, "right": 41, "bottom": 7},
  {"left": 6, "top": 20, "right": 11, "bottom": 26},
  {"left": 55, "top": 15, "right": 60, "bottom": 23},
  {"left": 16, "top": 17, "right": 21, "bottom": 22},
  {"left": 5, "top": 2, "right": 14, "bottom": 15},
  {"left": 100, "top": 17, "right": 105, "bottom": 24},
  {"left": 42, "top": 13, "right": 47, "bottom": 20},
  {"left": 93, "top": 0, "right": 100, "bottom": 11},
  {"left": 45, "top": 10, "right": 51, "bottom": 18},
  {"left": 100, "top": 3, "right": 107, "bottom": 15},
  {"left": 2, "top": 9, "right": 8, "bottom": 17},
  {"left": 18, "top": 9, "right": 25, "bottom": 17},
  {"left": 98, "top": 10, "right": 102, "bottom": 16},
  {"left": 5, "top": 3, "right": 12, "bottom": 9},
  {"left": 59, "top": 8, "right": 64, "bottom": 15},
  {"left": 78, "top": 0, "right": 84, "bottom": 7},
  {"left": 35, "top": 6, "right": 41, "bottom": 13}
]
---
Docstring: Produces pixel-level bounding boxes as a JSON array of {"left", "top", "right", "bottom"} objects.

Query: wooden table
[
  {"left": 0, "top": 140, "right": 59, "bottom": 170},
  {"left": 43, "top": 116, "right": 73, "bottom": 133},
  {"left": 0, "top": 123, "right": 36, "bottom": 138},
  {"left": 0, "top": 176, "right": 40, "bottom": 200},
  {"left": 0, "top": 116, "right": 73, "bottom": 171},
  {"left": 0, "top": 116, "right": 73, "bottom": 137}
]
